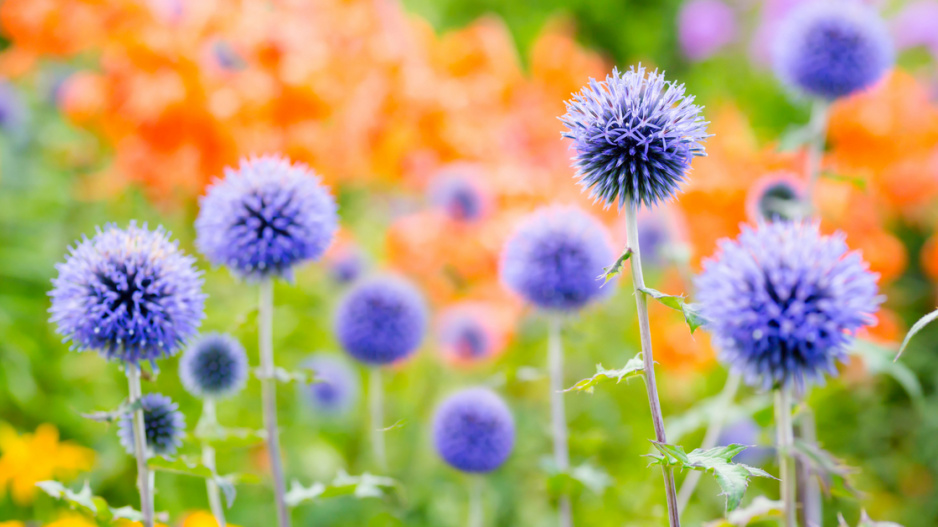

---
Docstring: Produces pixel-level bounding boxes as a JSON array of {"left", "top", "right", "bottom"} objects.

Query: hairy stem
[
  {"left": 625, "top": 202, "right": 681, "bottom": 527},
  {"left": 468, "top": 476, "right": 484, "bottom": 527},
  {"left": 803, "top": 100, "right": 830, "bottom": 211},
  {"left": 201, "top": 399, "right": 227, "bottom": 527},
  {"left": 676, "top": 372, "right": 742, "bottom": 513},
  {"left": 259, "top": 280, "right": 290, "bottom": 527},
  {"left": 126, "top": 366, "right": 154, "bottom": 527},
  {"left": 548, "top": 316, "right": 572, "bottom": 527},
  {"left": 776, "top": 388, "right": 798, "bottom": 527},
  {"left": 370, "top": 368, "right": 387, "bottom": 470}
]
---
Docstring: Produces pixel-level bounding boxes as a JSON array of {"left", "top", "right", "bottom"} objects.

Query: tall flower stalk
[
  {"left": 369, "top": 368, "right": 387, "bottom": 470},
  {"left": 199, "top": 399, "right": 226, "bottom": 527},
  {"left": 126, "top": 366, "right": 154, "bottom": 527},
  {"left": 547, "top": 317, "right": 571, "bottom": 527},
  {"left": 775, "top": 388, "right": 797, "bottom": 527},
  {"left": 259, "top": 280, "right": 289, "bottom": 526}
]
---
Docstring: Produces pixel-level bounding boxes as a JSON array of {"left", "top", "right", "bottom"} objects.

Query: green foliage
[
  {"left": 36, "top": 480, "right": 151, "bottom": 523},
  {"left": 647, "top": 443, "right": 774, "bottom": 512},
  {"left": 703, "top": 496, "right": 783, "bottom": 526},
  {"left": 564, "top": 353, "right": 644, "bottom": 393},
  {"left": 896, "top": 308, "right": 938, "bottom": 360},
  {"left": 80, "top": 398, "right": 143, "bottom": 424},
  {"left": 838, "top": 510, "right": 904, "bottom": 527},
  {"left": 543, "top": 459, "right": 613, "bottom": 496},
  {"left": 285, "top": 472, "right": 397, "bottom": 507},
  {"left": 638, "top": 287, "right": 705, "bottom": 333},
  {"left": 597, "top": 248, "right": 631, "bottom": 284},
  {"left": 791, "top": 439, "right": 858, "bottom": 497},
  {"left": 850, "top": 340, "right": 923, "bottom": 403}
]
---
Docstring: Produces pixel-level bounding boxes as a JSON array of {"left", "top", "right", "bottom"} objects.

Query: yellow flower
[
  {"left": 0, "top": 423, "right": 95, "bottom": 505},
  {"left": 182, "top": 511, "right": 242, "bottom": 527},
  {"left": 0, "top": 521, "right": 27, "bottom": 527},
  {"left": 44, "top": 513, "right": 97, "bottom": 527}
]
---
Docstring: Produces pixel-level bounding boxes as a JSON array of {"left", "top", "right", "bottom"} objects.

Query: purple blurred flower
[
  {"left": 0, "top": 81, "right": 26, "bottom": 131},
  {"left": 179, "top": 333, "right": 248, "bottom": 399},
  {"left": 891, "top": 1, "right": 938, "bottom": 55},
  {"left": 678, "top": 0, "right": 738, "bottom": 62},
  {"left": 428, "top": 164, "right": 489, "bottom": 222},
  {"left": 745, "top": 172, "right": 806, "bottom": 223},
  {"left": 718, "top": 418, "right": 772, "bottom": 466},
  {"left": 303, "top": 353, "right": 359, "bottom": 414},
  {"left": 751, "top": 0, "right": 809, "bottom": 67},
  {"left": 432, "top": 387, "right": 515, "bottom": 473}
]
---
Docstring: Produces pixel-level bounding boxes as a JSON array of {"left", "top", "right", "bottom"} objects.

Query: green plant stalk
[
  {"left": 776, "top": 387, "right": 798, "bottom": 527},
  {"left": 625, "top": 202, "right": 681, "bottom": 527},
  {"left": 200, "top": 398, "right": 227, "bottom": 527},
  {"left": 370, "top": 367, "right": 387, "bottom": 470},
  {"left": 259, "top": 280, "right": 290, "bottom": 527},
  {"left": 803, "top": 100, "right": 830, "bottom": 211},
  {"left": 468, "top": 475, "right": 484, "bottom": 527},
  {"left": 548, "top": 316, "right": 572, "bottom": 527},
  {"left": 126, "top": 365, "right": 154, "bottom": 527}
]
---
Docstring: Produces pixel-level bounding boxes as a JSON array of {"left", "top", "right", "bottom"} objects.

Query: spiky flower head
[
  {"left": 695, "top": 222, "right": 882, "bottom": 391},
  {"left": 118, "top": 393, "right": 186, "bottom": 457},
  {"left": 302, "top": 353, "right": 359, "bottom": 414},
  {"left": 432, "top": 387, "right": 515, "bottom": 473},
  {"left": 745, "top": 172, "right": 806, "bottom": 223},
  {"left": 561, "top": 65, "right": 709, "bottom": 209},
  {"left": 179, "top": 333, "right": 248, "bottom": 399},
  {"left": 195, "top": 155, "right": 339, "bottom": 281},
  {"left": 49, "top": 222, "right": 205, "bottom": 366},
  {"left": 501, "top": 206, "right": 615, "bottom": 311},
  {"left": 334, "top": 275, "right": 427, "bottom": 366},
  {"left": 427, "top": 164, "right": 489, "bottom": 222},
  {"left": 772, "top": 1, "right": 894, "bottom": 100}
]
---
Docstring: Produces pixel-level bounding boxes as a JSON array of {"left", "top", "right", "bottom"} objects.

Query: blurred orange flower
[{"left": 0, "top": 423, "right": 95, "bottom": 505}]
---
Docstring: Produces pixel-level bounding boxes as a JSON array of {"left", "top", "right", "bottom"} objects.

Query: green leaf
[
  {"left": 647, "top": 443, "right": 775, "bottom": 512},
  {"left": 597, "top": 248, "right": 632, "bottom": 284},
  {"left": 850, "top": 340, "right": 922, "bottom": 402},
  {"left": 254, "top": 366, "right": 319, "bottom": 384},
  {"left": 80, "top": 398, "right": 143, "bottom": 423},
  {"left": 378, "top": 419, "right": 407, "bottom": 432},
  {"left": 838, "top": 510, "right": 904, "bottom": 527},
  {"left": 638, "top": 287, "right": 705, "bottom": 334},
  {"left": 544, "top": 460, "right": 613, "bottom": 496},
  {"left": 704, "top": 496, "right": 783, "bottom": 526},
  {"left": 897, "top": 308, "right": 938, "bottom": 360},
  {"left": 147, "top": 456, "right": 215, "bottom": 478},
  {"left": 564, "top": 353, "right": 644, "bottom": 393},
  {"left": 791, "top": 439, "right": 858, "bottom": 497},
  {"left": 285, "top": 471, "right": 397, "bottom": 507},
  {"left": 666, "top": 394, "right": 773, "bottom": 444},
  {"left": 194, "top": 426, "right": 267, "bottom": 450},
  {"left": 36, "top": 480, "right": 98, "bottom": 516}
]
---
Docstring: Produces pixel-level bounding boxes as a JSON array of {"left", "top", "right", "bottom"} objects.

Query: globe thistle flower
[
  {"left": 195, "top": 155, "right": 339, "bottom": 281},
  {"left": 432, "top": 387, "right": 515, "bottom": 473},
  {"left": 49, "top": 222, "right": 205, "bottom": 366},
  {"left": 561, "top": 65, "right": 709, "bottom": 209},
  {"left": 334, "top": 275, "right": 427, "bottom": 366},
  {"left": 695, "top": 222, "right": 882, "bottom": 391},
  {"left": 717, "top": 418, "right": 772, "bottom": 466},
  {"left": 678, "top": 0, "right": 738, "bottom": 62},
  {"left": 427, "top": 165, "right": 489, "bottom": 222},
  {"left": 745, "top": 172, "right": 806, "bottom": 223},
  {"left": 500, "top": 206, "right": 615, "bottom": 312},
  {"left": 302, "top": 353, "right": 359, "bottom": 414},
  {"left": 325, "top": 240, "right": 368, "bottom": 285},
  {"left": 436, "top": 303, "right": 507, "bottom": 366},
  {"left": 772, "top": 1, "right": 894, "bottom": 100},
  {"left": 179, "top": 333, "right": 248, "bottom": 399},
  {"left": 118, "top": 393, "right": 186, "bottom": 457}
]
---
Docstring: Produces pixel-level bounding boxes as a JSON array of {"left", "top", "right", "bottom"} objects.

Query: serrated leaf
[
  {"left": 81, "top": 398, "right": 143, "bottom": 423},
  {"left": 564, "top": 353, "right": 644, "bottom": 393},
  {"left": 850, "top": 340, "right": 922, "bottom": 402},
  {"left": 791, "top": 439, "right": 858, "bottom": 498},
  {"left": 704, "top": 496, "right": 783, "bottom": 526},
  {"left": 896, "top": 308, "right": 938, "bottom": 360},
  {"left": 148, "top": 456, "right": 215, "bottom": 478},
  {"left": 639, "top": 287, "right": 704, "bottom": 334},
  {"left": 838, "top": 510, "right": 904, "bottom": 527},
  {"left": 36, "top": 480, "right": 98, "bottom": 515},
  {"left": 285, "top": 471, "right": 397, "bottom": 507},
  {"left": 597, "top": 248, "right": 632, "bottom": 285},
  {"left": 647, "top": 443, "right": 775, "bottom": 512}
]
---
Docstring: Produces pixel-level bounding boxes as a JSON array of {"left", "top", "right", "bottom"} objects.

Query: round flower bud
[
  {"left": 118, "top": 393, "right": 186, "bottom": 457},
  {"left": 432, "top": 387, "right": 515, "bottom": 473},
  {"left": 179, "top": 333, "right": 248, "bottom": 399}
]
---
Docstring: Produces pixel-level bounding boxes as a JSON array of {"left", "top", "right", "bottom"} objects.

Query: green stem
[
  {"left": 803, "top": 100, "right": 830, "bottom": 212},
  {"left": 547, "top": 316, "right": 572, "bottom": 527},
  {"left": 467, "top": 476, "right": 484, "bottom": 527},
  {"left": 259, "top": 280, "right": 290, "bottom": 527},
  {"left": 370, "top": 367, "right": 387, "bottom": 470},
  {"left": 126, "top": 366, "right": 154, "bottom": 527},
  {"left": 201, "top": 399, "right": 227, "bottom": 527},
  {"left": 776, "top": 388, "right": 798, "bottom": 527}
]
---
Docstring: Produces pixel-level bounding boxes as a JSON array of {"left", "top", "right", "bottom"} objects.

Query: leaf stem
[
  {"left": 775, "top": 387, "right": 798, "bottom": 527},
  {"left": 803, "top": 100, "right": 830, "bottom": 211},
  {"left": 467, "top": 475, "right": 484, "bottom": 527},
  {"left": 370, "top": 367, "right": 387, "bottom": 470},
  {"left": 201, "top": 398, "right": 227, "bottom": 527},
  {"left": 548, "top": 316, "right": 572, "bottom": 527},
  {"left": 625, "top": 202, "right": 681, "bottom": 527},
  {"left": 126, "top": 365, "right": 154, "bottom": 527},
  {"left": 259, "top": 280, "right": 290, "bottom": 527}
]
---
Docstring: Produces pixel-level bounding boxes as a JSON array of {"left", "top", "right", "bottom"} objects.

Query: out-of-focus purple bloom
[
  {"left": 678, "top": 0, "right": 738, "bottom": 62},
  {"left": 428, "top": 164, "right": 489, "bottom": 222},
  {"left": 745, "top": 172, "right": 806, "bottom": 223},
  {"left": 432, "top": 387, "right": 515, "bottom": 473},
  {"left": 179, "top": 333, "right": 248, "bottom": 399},
  {"left": 436, "top": 303, "right": 505, "bottom": 365},
  {"left": 212, "top": 40, "right": 246, "bottom": 71},
  {"left": 561, "top": 66, "right": 709, "bottom": 209},
  {"left": 326, "top": 242, "right": 368, "bottom": 285},
  {"left": 718, "top": 418, "right": 773, "bottom": 466},
  {"left": 750, "top": 0, "right": 809, "bottom": 68},
  {"left": 0, "top": 81, "right": 26, "bottom": 132},
  {"left": 49, "top": 222, "right": 205, "bottom": 366},
  {"left": 891, "top": 1, "right": 938, "bottom": 55},
  {"left": 118, "top": 393, "right": 186, "bottom": 457},
  {"left": 303, "top": 353, "right": 359, "bottom": 415},
  {"left": 695, "top": 222, "right": 882, "bottom": 391}
]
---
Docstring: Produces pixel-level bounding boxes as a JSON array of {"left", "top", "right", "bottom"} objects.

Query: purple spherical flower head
[
  {"left": 195, "top": 155, "right": 338, "bottom": 281},
  {"left": 303, "top": 353, "right": 360, "bottom": 414},
  {"left": 695, "top": 222, "right": 882, "bottom": 391},
  {"left": 118, "top": 393, "right": 186, "bottom": 457},
  {"left": 678, "top": 0, "right": 738, "bottom": 62},
  {"left": 179, "top": 333, "right": 248, "bottom": 399},
  {"left": 561, "top": 65, "right": 709, "bottom": 209},
  {"left": 432, "top": 387, "right": 515, "bottom": 473},
  {"left": 334, "top": 275, "right": 427, "bottom": 366},
  {"left": 772, "top": 1, "right": 894, "bottom": 100},
  {"left": 501, "top": 206, "right": 615, "bottom": 312},
  {"left": 428, "top": 165, "right": 488, "bottom": 222},
  {"left": 49, "top": 222, "right": 205, "bottom": 366},
  {"left": 718, "top": 417, "right": 772, "bottom": 466}
]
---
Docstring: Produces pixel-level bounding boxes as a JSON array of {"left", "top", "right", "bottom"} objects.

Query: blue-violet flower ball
[
  {"left": 118, "top": 393, "right": 186, "bottom": 457},
  {"left": 179, "top": 333, "right": 248, "bottom": 399},
  {"left": 428, "top": 165, "right": 488, "bottom": 222},
  {"left": 303, "top": 353, "right": 360, "bottom": 414},
  {"left": 432, "top": 387, "right": 515, "bottom": 473},
  {"left": 695, "top": 222, "right": 882, "bottom": 391},
  {"left": 718, "top": 417, "right": 772, "bottom": 466},
  {"left": 561, "top": 65, "right": 709, "bottom": 209},
  {"left": 501, "top": 206, "right": 615, "bottom": 311},
  {"left": 49, "top": 222, "right": 205, "bottom": 366},
  {"left": 772, "top": 1, "right": 894, "bottom": 100},
  {"left": 195, "top": 155, "right": 339, "bottom": 281},
  {"left": 334, "top": 275, "right": 427, "bottom": 366}
]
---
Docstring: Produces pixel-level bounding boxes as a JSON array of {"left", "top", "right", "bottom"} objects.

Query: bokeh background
[{"left": 1, "top": 0, "right": 938, "bottom": 525}]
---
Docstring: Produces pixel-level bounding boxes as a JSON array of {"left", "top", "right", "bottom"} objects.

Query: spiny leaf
[
  {"left": 791, "top": 439, "right": 858, "bottom": 498},
  {"left": 638, "top": 287, "right": 704, "bottom": 334},
  {"left": 285, "top": 471, "right": 397, "bottom": 507},
  {"left": 647, "top": 443, "right": 775, "bottom": 512},
  {"left": 564, "top": 353, "right": 644, "bottom": 393},
  {"left": 80, "top": 398, "right": 143, "bottom": 423},
  {"left": 838, "top": 510, "right": 904, "bottom": 527},
  {"left": 597, "top": 248, "right": 632, "bottom": 285},
  {"left": 36, "top": 480, "right": 98, "bottom": 515},
  {"left": 704, "top": 496, "right": 783, "bottom": 526},
  {"left": 896, "top": 308, "right": 938, "bottom": 360},
  {"left": 850, "top": 340, "right": 922, "bottom": 402}
]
